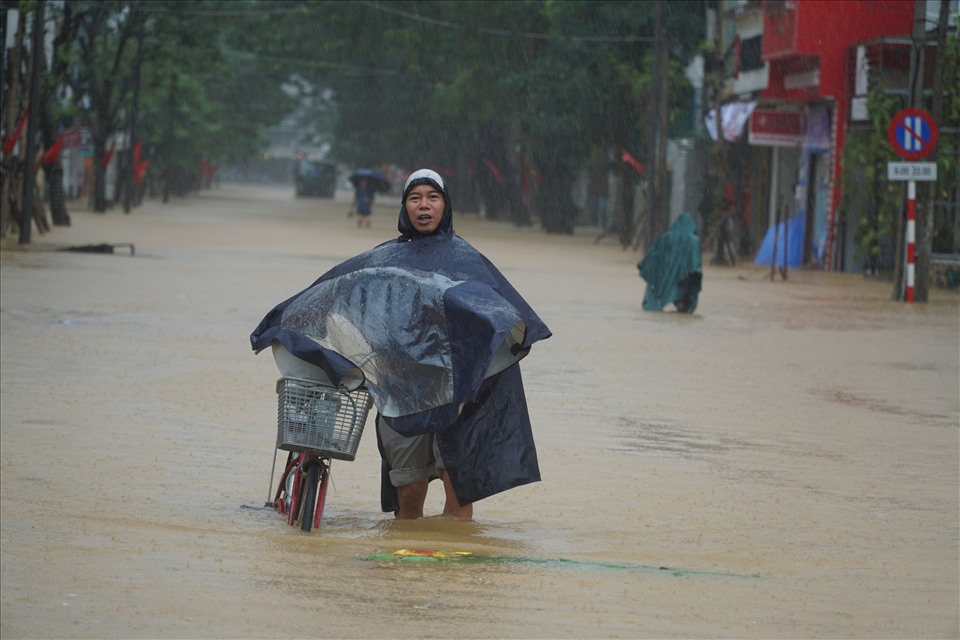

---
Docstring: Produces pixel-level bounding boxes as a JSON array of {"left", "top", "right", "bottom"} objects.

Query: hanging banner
[
  {"left": 36, "top": 133, "right": 65, "bottom": 168},
  {"left": 101, "top": 141, "right": 116, "bottom": 168},
  {"left": 803, "top": 106, "right": 831, "bottom": 153}
]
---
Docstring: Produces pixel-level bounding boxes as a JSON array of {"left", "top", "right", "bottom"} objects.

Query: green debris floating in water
[{"left": 364, "top": 549, "right": 760, "bottom": 579}]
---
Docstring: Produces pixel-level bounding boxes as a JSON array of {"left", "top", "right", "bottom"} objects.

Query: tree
[
  {"left": 62, "top": 2, "right": 145, "bottom": 212},
  {"left": 838, "top": 86, "right": 902, "bottom": 275},
  {"left": 38, "top": 0, "right": 82, "bottom": 226},
  {"left": 5, "top": 0, "right": 710, "bottom": 241},
  {"left": 916, "top": 0, "right": 958, "bottom": 301},
  {"left": 1, "top": 0, "right": 28, "bottom": 238}
]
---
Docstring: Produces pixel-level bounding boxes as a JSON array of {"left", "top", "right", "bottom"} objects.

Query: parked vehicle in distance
[{"left": 294, "top": 159, "right": 336, "bottom": 198}]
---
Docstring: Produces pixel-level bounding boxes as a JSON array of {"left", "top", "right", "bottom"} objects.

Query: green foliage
[
  {"left": 931, "top": 33, "right": 959, "bottom": 254},
  {"left": 934, "top": 34, "right": 960, "bottom": 199},
  {"left": 41, "top": 0, "right": 707, "bottom": 225},
  {"left": 136, "top": 0, "right": 293, "bottom": 168},
  {"left": 838, "top": 86, "right": 902, "bottom": 267}
]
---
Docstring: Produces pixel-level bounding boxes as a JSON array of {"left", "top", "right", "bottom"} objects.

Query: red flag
[
  {"left": 620, "top": 149, "right": 646, "bottom": 174},
  {"left": 101, "top": 142, "right": 116, "bottom": 168},
  {"left": 37, "top": 133, "right": 65, "bottom": 168},
  {"left": 2, "top": 110, "right": 29, "bottom": 155},
  {"left": 133, "top": 141, "right": 148, "bottom": 186},
  {"left": 485, "top": 160, "right": 504, "bottom": 184},
  {"left": 134, "top": 160, "right": 150, "bottom": 187}
]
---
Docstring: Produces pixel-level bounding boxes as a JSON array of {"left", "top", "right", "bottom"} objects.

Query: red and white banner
[
  {"left": 748, "top": 109, "right": 801, "bottom": 147},
  {"left": 101, "top": 142, "right": 116, "bottom": 168},
  {"left": 2, "top": 109, "right": 29, "bottom": 154},
  {"left": 36, "top": 133, "right": 65, "bottom": 168}
]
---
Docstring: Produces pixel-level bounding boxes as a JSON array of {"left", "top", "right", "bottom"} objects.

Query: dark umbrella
[{"left": 349, "top": 168, "right": 391, "bottom": 193}]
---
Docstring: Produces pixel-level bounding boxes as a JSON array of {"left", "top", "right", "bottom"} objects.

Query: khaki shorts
[{"left": 377, "top": 415, "right": 444, "bottom": 487}]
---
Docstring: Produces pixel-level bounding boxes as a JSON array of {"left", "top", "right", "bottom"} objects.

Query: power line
[
  {"left": 136, "top": 2, "right": 305, "bottom": 17},
  {"left": 223, "top": 50, "right": 398, "bottom": 76},
  {"left": 359, "top": 0, "right": 655, "bottom": 43}
]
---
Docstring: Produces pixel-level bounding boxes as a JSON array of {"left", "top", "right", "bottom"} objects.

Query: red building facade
[{"left": 759, "top": 0, "right": 914, "bottom": 269}]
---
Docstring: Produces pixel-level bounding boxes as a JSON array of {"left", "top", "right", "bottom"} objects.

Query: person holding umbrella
[
  {"left": 349, "top": 168, "right": 391, "bottom": 228},
  {"left": 350, "top": 177, "right": 375, "bottom": 228}
]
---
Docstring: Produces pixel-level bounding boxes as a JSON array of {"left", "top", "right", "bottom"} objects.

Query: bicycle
[{"left": 265, "top": 377, "right": 372, "bottom": 532}]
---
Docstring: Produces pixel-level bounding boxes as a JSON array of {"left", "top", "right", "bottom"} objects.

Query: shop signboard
[{"left": 748, "top": 109, "right": 801, "bottom": 146}]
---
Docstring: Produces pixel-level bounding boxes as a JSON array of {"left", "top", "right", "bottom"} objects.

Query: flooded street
[{"left": 1, "top": 184, "right": 957, "bottom": 639}]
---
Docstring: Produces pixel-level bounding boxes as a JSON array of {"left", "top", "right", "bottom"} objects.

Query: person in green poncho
[{"left": 636, "top": 212, "right": 702, "bottom": 313}]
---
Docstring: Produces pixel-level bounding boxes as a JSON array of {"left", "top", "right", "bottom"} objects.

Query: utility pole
[
  {"left": 893, "top": 0, "right": 927, "bottom": 301},
  {"left": 917, "top": 0, "right": 949, "bottom": 302}
]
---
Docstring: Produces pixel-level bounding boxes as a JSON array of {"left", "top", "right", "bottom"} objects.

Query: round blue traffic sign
[{"left": 888, "top": 109, "right": 939, "bottom": 161}]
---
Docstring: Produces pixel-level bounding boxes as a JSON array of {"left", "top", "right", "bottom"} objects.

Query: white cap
[{"left": 403, "top": 168, "right": 445, "bottom": 195}]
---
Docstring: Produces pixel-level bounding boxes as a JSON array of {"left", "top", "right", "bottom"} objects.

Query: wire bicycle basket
[{"left": 275, "top": 377, "right": 372, "bottom": 461}]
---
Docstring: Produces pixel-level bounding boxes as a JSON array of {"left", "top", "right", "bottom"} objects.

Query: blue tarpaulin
[{"left": 754, "top": 215, "right": 806, "bottom": 268}]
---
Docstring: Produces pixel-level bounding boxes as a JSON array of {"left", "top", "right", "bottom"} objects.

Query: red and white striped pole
[{"left": 905, "top": 180, "right": 916, "bottom": 303}]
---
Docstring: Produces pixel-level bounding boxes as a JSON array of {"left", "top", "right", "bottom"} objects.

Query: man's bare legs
[
  {"left": 441, "top": 470, "right": 473, "bottom": 519},
  {"left": 394, "top": 472, "right": 472, "bottom": 520},
  {"left": 395, "top": 479, "right": 428, "bottom": 519}
]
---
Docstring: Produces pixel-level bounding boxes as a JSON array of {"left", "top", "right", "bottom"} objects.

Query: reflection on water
[{"left": 610, "top": 417, "right": 726, "bottom": 458}]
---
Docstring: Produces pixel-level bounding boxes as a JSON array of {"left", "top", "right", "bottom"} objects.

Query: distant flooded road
[{"left": 2, "top": 184, "right": 957, "bottom": 638}]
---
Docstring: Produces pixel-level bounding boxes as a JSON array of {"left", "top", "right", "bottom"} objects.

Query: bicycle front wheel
[
  {"left": 299, "top": 463, "right": 321, "bottom": 532},
  {"left": 314, "top": 463, "right": 330, "bottom": 529}
]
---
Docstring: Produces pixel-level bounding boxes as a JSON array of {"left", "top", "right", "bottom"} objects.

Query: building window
[{"left": 740, "top": 35, "right": 764, "bottom": 72}]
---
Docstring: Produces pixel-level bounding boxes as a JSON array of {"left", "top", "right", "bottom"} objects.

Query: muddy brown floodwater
[{"left": 1, "top": 184, "right": 958, "bottom": 639}]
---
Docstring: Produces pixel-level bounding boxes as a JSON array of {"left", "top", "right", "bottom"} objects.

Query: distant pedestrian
[
  {"left": 637, "top": 212, "right": 703, "bottom": 313},
  {"left": 351, "top": 178, "right": 375, "bottom": 228}
]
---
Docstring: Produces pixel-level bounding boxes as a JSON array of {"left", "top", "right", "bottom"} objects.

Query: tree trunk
[
  {"left": 505, "top": 122, "right": 531, "bottom": 227},
  {"left": 536, "top": 164, "right": 576, "bottom": 234},
  {"left": 124, "top": 23, "right": 145, "bottom": 214},
  {"left": 93, "top": 131, "right": 108, "bottom": 212},
  {"left": 41, "top": 0, "right": 73, "bottom": 226},
  {"left": 19, "top": 0, "right": 45, "bottom": 244},
  {"left": 1, "top": 3, "right": 25, "bottom": 238},
  {"left": 656, "top": 22, "right": 669, "bottom": 242},
  {"left": 643, "top": 0, "right": 663, "bottom": 253},
  {"left": 710, "top": 2, "right": 733, "bottom": 266},
  {"left": 44, "top": 163, "right": 69, "bottom": 225},
  {"left": 40, "top": 85, "right": 70, "bottom": 226}
]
